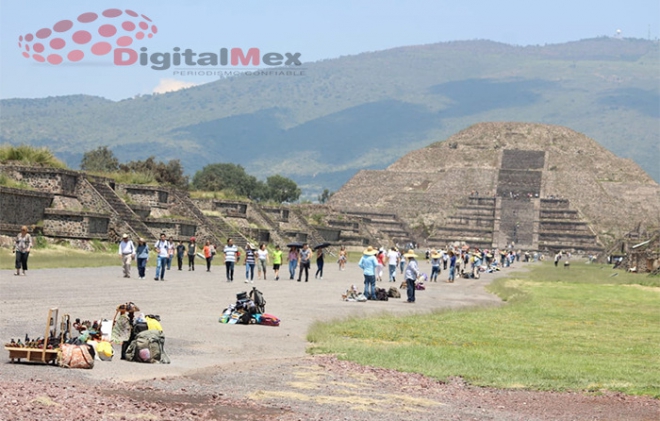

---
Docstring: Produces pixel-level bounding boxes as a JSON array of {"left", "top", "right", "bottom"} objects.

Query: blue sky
[{"left": 1, "top": 0, "right": 658, "bottom": 100}]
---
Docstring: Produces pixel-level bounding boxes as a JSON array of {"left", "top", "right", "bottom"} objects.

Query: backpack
[
  {"left": 126, "top": 330, "right": 170, "bottom": 364},
  {"left": 388, "top": 286, "right": 401, "bottom": 298},
  {"left": 260, "top": 313, "right": 280, "bottom": 326},
  {"left": 249, "top": 287, "right": 266, "bottom": 314},
  {"left": 376, "top": 288, "right": 389, "bottom": 301}
]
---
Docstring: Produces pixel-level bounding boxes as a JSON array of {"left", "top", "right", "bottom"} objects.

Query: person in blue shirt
[{"left": 358, "top": 246, "right": 378, "bottom": 300}]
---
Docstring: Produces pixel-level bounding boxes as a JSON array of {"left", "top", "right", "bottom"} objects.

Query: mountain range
[{"left": 1, "top": 37, "right": 658, "bottom": 195}]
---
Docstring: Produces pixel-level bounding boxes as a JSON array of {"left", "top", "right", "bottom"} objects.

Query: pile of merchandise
[{"left": 219, "top": 287, "right": 280, "bottom": 326}]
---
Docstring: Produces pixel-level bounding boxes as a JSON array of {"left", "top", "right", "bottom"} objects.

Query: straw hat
[
  {"left": 363, "top": 246, "right": 377, "bottom": 255},
  {"left": 431, "top": 250, "right": 441, "bottom": 259},
  {"left": 403, "top": 249, "right": 418, "bottom": 258},
  {"left": 122, "top": 233, "right": 129, "bottom": 239}
]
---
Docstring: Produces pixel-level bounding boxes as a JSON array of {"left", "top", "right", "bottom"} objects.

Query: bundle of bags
[{"left": 219, "top": 288, "right": 280, "bottom": 326}]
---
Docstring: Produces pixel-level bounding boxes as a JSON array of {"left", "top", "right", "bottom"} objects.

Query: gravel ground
[{"left": 1, "top": 259, "right": 658, "bottom": 420}]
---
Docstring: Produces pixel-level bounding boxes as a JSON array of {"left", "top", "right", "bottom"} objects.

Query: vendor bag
[
  {"left": 125, "top": 330, "right": 170, "bottom": 364},
  {"left": 260, "top": 313, "right": 280, "bottom": 326},
  {"left": 376, "top": 288, "right": 389, "bottom": 301},
  {"left": 388, "top": 286, "right": 401, "bottom": 298},
  {"left": 59, "top": 343, "right": 94, "bottom": 369}
]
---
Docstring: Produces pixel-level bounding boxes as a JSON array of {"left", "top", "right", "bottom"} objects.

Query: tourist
[
  {"left": 118, "top": 234, "right": 136, "bottom": 279},
  {"left": 297, "top": 243, "right": 312, "bottom": 282},
  {"left": 257, "top": 243, "right": 269, "bottom": 280},
  {"left": 203, "top": 240, "right": 213, "bottom": 272},
  {"left": 187, "top": 237, "right": 196, "bottom": 271},
  {"left": 447, "top": 250, "right": 456, "bottom": 283},
  {"left": 314, "top": 247, "right": 325, "bottom": 279},
  {"left": 223, "top": 238, "right": 238, "bottom": 282},
  {"left": 442, "top": 251, "right": 448, "bottom": 270},
  {"left": 135, "top": 238, "right": 149, "bottom": 279},
  {"left": 244, "top": 243, "right": 256, "bottom": 283},
  {"left": 338, "top": 245, "right": 347, "bottom": 270},
  {"left": 386, "top": 246, "right": 399, "bottom": 283},
  {"left": 404, "top": 249, "right": 421, "bottom": 303},
  {"left": 375, "top": 249, "right": 385, "bottom": 282},
  {"left": 153, "top": 233, "right": 170, "bottom": 281},
  {"left": 358, "top": 246, "right": 378, "bottom": 300},
  {"left": 554, "top": 252, "right": 562, "bottom": 267},
  {"left": 166, "top": 236, "right": 175, "bottom": 270},
  {"left": 272, "top": 245, "right": 282, "bottom": 280},
  {"left": 13, "top": 225, "right": 32, "bottom": 276},
  {"left": 430, "top": 249, "right": 441, "bottom": 282},
  {"left": 399, "top": 249, "right": 405, "bottom": 274},
  {"left": 425, "top": 248, "right": 431, "bottom": 263},
  {"left": 288, "top": 246, "right": 299, "bottom": 280},
  {"left": 176, "top": 241, "right": 186, "bottom": 271}
]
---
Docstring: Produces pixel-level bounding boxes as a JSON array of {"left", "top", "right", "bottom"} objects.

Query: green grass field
[{"left": 307, "top": 261, "right": 660, "bottom": 397}]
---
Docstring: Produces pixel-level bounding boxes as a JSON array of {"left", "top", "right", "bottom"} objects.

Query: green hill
[{"left": 1, "top": 38, "right": 658, "bottom": 195}]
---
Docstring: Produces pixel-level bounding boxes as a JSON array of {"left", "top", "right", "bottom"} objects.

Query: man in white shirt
[
  {"left": 118, "top": 234, "right": 135, "bottom": 278},
  {"left": 153, "top": 233, "right": 170, "bottom": 281},
  {"left": 386, "top": 247, "right": 400, "bottom": 283},
  {"left": 223, "top": 238, "right": 238, "bottom": 282}
]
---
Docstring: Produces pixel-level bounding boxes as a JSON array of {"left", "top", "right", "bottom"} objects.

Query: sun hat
[
  {"left": 122, "top": 234, "right": 129, "bottom": 239},
  {"left": 403, "top": 249, "right": 418, "bottom": 258},
  {"left": 363, "top": 246, "right": 377, "bottom": 255},
  {"left": 431, "top": 250, "right": 441, "bottom": 259}
]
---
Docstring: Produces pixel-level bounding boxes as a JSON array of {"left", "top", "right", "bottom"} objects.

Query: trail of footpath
[{"left": 1, "top": 262, "right": 657, "bottom": 420}]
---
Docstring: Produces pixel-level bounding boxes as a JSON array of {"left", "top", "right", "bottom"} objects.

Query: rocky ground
[{"left": 1, "top": 262, "right": 657, "bottom": 420}]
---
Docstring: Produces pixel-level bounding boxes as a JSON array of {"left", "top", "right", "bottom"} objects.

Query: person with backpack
[{"left": 153, "top": 233, "right": 170, "bottom": 281}]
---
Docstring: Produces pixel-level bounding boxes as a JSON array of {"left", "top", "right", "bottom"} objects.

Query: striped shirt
[{"left": 224, "top": 244, "right": 238, "bottom": 262}]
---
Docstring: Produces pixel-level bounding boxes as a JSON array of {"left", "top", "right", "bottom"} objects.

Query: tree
[
  {"left": 192, "top": 163, "right": 259, "bottom": 197},
  {"left": 318, "top": 188, "right": 333, "bottom": 204},
  {"left": 80, "top": 146, "right": 119, "bottom": 172},
  {"left": 119, "top": 156, "right": 189, "bottom": 188},
  {"left": 265, "top": 174, "right": 301, "bottom": 203}
]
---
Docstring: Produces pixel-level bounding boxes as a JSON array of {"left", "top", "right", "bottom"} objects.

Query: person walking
[
  {"left": 257, "top": 243, "right": 269, "bottom": 280},
  {"left": 166, "top": 236, "right": 175, "bottom": 270},
  {"left": 118, "top": 234, "right": 136, "bottom": 278},
  {"left": 272, "top": 245, "right": 282, "bottom": 280},
  {"left": 430, "top": 250, "right": 441, "bottom": 282},
  {"left": 404, "top": 249, "right": 421, "bottom": 303},
  {"left": 223, "top": 238, "right": 238, "bottom": 282},
  {"left": 358, "top": 246, "right": 378, "bottom": 300},
  {"left": 203, "top": 240, "right": 213, "bottom": 272},
  {"left": 187, "top": 237, "right": 197, "bottom": 271},
  {"left": 386, "top": 247, "right": 399, "bottom": 283},
  {"left": 153, "top": 233, "right": 170, "bottom": 281},
  {"left": 297, "top": 243, "right": 312, "bottom": 282},
  {"left": 288, "top": 246, "right": 299, "bottom": 280},
  {"left": 135, "top": 238, "right": 149, "bottom": 279},
  {"left": 447, "top": 250, "right": 456, "bottom": 283},
  {"left": 244, "top": 243, "right": 256, "bottom": 283},
  {"left": 176, "top": 240, "right": 186, "bottom": 271},
  {"left": 13, "top": 225, "right": 32, "bottom": 276},
  {"left": 338, "top": 245, "right": 347, "bottom": 271},
  {"left": 314, "top": 247, "right": 325, "bottom": 279}
]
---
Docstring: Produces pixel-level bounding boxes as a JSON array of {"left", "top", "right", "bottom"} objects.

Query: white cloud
[{"left": 152, "top": 78, "right": 198, "bottom": 94}]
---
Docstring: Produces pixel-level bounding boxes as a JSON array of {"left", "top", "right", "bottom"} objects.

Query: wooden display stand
[{"left": 5, "top": 308, "right": 64, "bottom": 365}]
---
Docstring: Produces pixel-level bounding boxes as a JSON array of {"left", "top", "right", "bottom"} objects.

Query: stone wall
[
  {"left": 116, "top": 185, "right": 170, "bottom": 207},
  {"left": 42, "top": 209, "right": 109, "bottom": 239},
  {"left": 145, "top": 219, "right": 196, "bottom": 240},
  {"left": 0, "top": 186, "right": 54, "bottom": 226},
  {"left": 2, "top": 166, "right": 81, "bottom": 196}
]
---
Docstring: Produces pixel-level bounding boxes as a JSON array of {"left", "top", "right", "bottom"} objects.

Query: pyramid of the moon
[{"left": 329, "top": 122, "right": 660, "bottom": 252}]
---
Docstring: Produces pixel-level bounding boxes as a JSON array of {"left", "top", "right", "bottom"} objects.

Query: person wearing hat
[
  {"left": 187, "top": 237, "right": 197, "bottom": 271},
  {"left": 244, "top": 243, "right": 256, "bottom": 283},
  {"left": 118, "top": 234, "right": 136, "bottom": 278},
  {"left": 430, "top": 250, "right": 442, "bottom": 282},
  {"left": 135, "top": 238, "right": 149, "bottom": 279},
  {"left": 358, "top": 246, "right": 378, "bottom": 300},
  {"left": 403, "top": 249, "right": 421, "bottom": 303}
]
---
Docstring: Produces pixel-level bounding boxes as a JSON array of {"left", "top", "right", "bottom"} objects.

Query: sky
[{"left": 0, "top": 0, "right": 658, "bottom": 101}]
